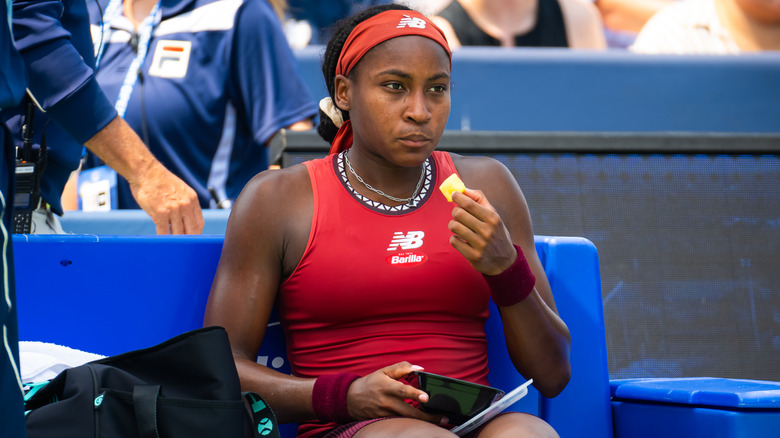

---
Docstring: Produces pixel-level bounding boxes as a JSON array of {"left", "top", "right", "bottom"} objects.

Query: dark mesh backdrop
[
  {"left": 280, "top": 141, "right": 780, "bottom": 381},
  {"left": 494, "top": 153, "right": 780, "bottom": 380}
]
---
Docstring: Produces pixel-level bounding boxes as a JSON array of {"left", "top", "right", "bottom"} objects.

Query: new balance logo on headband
[{"left": 397, "top": 15, "right": 427, "bottom": 29}]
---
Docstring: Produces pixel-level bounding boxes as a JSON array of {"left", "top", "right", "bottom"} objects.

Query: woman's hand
[
  {"left": 346, "top": 362, "right": 446, "bottom": 424},
  {"left": 448, "top": 188, "right": 517, "bottom": 275}
]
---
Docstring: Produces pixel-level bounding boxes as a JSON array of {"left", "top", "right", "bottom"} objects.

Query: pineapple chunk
[{"left": 439, "top": 173, "right": 466, "bottom": 202}]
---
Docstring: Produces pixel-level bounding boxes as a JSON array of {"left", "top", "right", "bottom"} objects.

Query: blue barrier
[
  {"left": 14, "top": 234, "right": 611, "bottom": 437},
  {"left": 294, "top": 46, "right": 780, "bottom": 133}
]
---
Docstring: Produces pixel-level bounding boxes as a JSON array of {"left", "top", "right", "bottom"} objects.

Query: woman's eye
[
  {"left": 385, "top": 83, "right": 403, "bottom": 90},
  {"left": 429, "top": 84, "right": 447, "bottom": 93}
]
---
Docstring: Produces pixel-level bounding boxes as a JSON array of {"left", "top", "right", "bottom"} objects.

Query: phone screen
[{"left": 412, "top": 371, "right": 505, "bottom": 425}]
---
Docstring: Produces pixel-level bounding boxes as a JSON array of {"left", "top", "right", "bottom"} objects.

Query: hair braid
[{"left": 316, "top": 4, "right": 413, "bottom": 144}]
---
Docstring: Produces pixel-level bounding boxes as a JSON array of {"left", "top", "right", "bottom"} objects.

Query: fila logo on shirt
[
  {"left": 397, "top": 15, "right": 426, "bottom": 29},
  {"left": 386, "top": 231, "right": 428, "bottom": 267},
  {"left": 148, "top": 40, "right": 192, "bottom": 79}
]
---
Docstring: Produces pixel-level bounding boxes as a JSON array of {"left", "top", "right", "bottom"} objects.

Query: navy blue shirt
[
  {"left": 287, "top": 0, "right": 391, "bottom": 43},
  {"left": 1, "top": 2, "right": 26, "bottom": 111},
  {"left": 86, "top": 0, "right": 318, "bottom": 208},
  {"left": 2, "top": 0, "right": 118, "bottom": 214}
]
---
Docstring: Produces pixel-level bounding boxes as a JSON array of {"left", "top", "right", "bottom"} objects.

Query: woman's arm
[
  {"left": 559, "top": 0, "right": 608, "bottom": 49},
  {"left": 430, "top": 16, "right": 463, "bottom": 49},
  {"left": 204, "top": 165, "right": 319, "bottom": 423},
  {"left": 451, "top": 155, "right": 571, "bottom": 398},
  {"left": 596, "top": 0, "right": 672, "bottom": 33}
]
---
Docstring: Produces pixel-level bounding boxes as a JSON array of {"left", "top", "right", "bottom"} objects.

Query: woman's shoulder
[
  {"left": 448, "top": 152, "right": 524, "bottom": 202},
  {"left": 232, "top": 163, "right": 312, "bottom": 220},
  {"left": 247, "top": 161, "right": 309, "bottom": 192},
  {"left": 449, "top": 153, "right": 510, "bottom": 180},
  {"left": 223, "top": 160, "right": 315, "bottom": 277}
]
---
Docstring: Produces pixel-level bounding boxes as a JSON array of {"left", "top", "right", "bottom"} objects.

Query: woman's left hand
[
  {"left": 346, "top": 362, "right": 444, "bottom": 424},
  {"left": 448, "top": 188, "right": 517, "bottom": 275}
]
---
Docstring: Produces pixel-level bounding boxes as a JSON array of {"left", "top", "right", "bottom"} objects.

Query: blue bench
[
  {"left": 14, "top": 234, "right": 611, "bottom": 437},
  {"left": 610, "top": 378, "right": 780, "bottom": 438}
]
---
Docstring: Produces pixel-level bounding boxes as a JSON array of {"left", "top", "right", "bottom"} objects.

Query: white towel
[{"left": 20, "top": 341, "right": 105, "bottom": 383}]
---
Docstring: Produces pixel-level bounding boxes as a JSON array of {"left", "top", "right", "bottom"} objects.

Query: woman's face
[{"left": 335, "top": 35, "right": 451, "bottom": 167}]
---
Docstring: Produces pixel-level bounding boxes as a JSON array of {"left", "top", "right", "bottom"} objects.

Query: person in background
[
  {"left": 2, "top": 0, "right": 203, "bottom": 234},
  {"left": 205, "top": 4, "right": 570, "bottom": 437},
  {"left": 284, "top": 0, "right": 392, "bottom": 45},
  {"left": 593, "top": 0, "right": 673, "bottom": 47},
  {"left": 397, "top": 0, "right": 453, "bottom": 15},
  {"left": 81, "top": 0, "right": 318, "bottom": 211},
  {"left": 596, "top": 0, "right": 673, "bottom": 33},
  {"left": 631, "top": 0, "right": 780, "bottom": 53},
  {"left": 1, "top": 0, "right": 28, "bottom": 433},
  {"left": 431, "top": 0, "right": 606, "bottom": 48}
]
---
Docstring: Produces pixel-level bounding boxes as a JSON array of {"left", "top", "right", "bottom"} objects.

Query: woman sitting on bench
[{"left": 205, "top": 4, "right": 570, "bottom": 437}]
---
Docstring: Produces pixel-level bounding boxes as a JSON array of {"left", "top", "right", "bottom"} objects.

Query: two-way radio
[{"left": 13, "top": 96, "right": 46, "bottom": 234}]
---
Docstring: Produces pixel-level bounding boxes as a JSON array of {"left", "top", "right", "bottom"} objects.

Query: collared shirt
[
  {"left": 2, "top": 0, "right": 118, "bottom": 215},
  {"left": 630, "top": 0, "right": 740, "bottom": 54},
  {"left": 85, "top": 0, "right": 318, "bottom": 209}
]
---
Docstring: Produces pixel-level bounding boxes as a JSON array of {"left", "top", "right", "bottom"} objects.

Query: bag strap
[
  {"left": 23, "top": 381, "right": 51, "bottom": 402},
  {"left": 243, "top": 392, "right": 281, "bottom": 438},
  {"left": 133, "top": 385, "right": 161, "bottom": 438}
]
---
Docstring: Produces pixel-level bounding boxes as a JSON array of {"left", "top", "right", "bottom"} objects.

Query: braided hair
[{"left": 317, "top": 3, "right": 413, "bottom": 144}]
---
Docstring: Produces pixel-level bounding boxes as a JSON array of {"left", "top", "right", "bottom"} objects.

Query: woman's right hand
[{"left": 346, "top": 362, "right": 447, "bottom": 424}]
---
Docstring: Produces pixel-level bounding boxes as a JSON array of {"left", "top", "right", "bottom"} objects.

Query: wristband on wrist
[
  {"left": 482, "top": 244, "right": 536, "bottom": 307},
  {"left": 312, "top": 373, "right": 361, "bottom": 424}
]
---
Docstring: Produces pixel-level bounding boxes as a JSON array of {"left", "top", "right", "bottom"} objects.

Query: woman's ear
[{"left": 334, "top": 74, "right": 352, "bottom": 112}]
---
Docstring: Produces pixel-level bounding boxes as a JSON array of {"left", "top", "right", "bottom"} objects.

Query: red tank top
[{"left": 280, "top": 150, "right": 491, "bottom": 385}]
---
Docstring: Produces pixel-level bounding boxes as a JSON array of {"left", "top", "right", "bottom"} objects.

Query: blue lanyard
[
  {"left": 93, "top": 0, "right": 161, "bottom": 118},
  {"left": 6, "top": 0, "right": 13, "bottom": 30}
]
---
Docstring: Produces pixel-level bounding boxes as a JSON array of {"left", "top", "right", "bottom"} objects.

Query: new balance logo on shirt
[
  {"left": 397, "top": 15, "right": 427, "bottom": 29},
  {"left": 387, "top": 231, "right": 425, "bottom": 251}
]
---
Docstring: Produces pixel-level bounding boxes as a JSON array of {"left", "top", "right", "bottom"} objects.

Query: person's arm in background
[
  {"left": 84, "top": 117, "right": 204, "bottom": 234},
  {"left": 560, "top": 0, "right": 608, "bottom": 49},
  {"left": 11, "top": 0, "right": 203, "bottom": 234},
  {"left": 430, "top": 15, "right": 463, "bottom": 49},
  {"left": 596, "top": 0, "right": 672, "bottom": 33},
  {"left": 230, "top": 0, "right": 317, "bottom": 150}
]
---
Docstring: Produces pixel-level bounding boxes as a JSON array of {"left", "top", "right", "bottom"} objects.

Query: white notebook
[{"left": 450, "top": 379, "right": 534, "bottom": 437}]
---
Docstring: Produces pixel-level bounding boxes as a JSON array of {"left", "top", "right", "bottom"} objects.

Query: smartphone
[{"left": 411, "top": 371, "right": 505, "bottom": 425}]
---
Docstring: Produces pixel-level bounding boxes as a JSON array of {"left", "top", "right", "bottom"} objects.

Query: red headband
[
  {"left": 336, "top": 10, "right": 452, "bottom": 77},
  {"left": 329, "top": 10, "right": 452, "bottom": 154}
]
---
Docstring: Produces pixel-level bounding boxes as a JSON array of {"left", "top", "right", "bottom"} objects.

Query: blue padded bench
[
  {"left": 14, "top": 234, "right": 610, "bottom": 437},
  {"left": 610, "top": 378, "right": 780, "bottom": 437}
]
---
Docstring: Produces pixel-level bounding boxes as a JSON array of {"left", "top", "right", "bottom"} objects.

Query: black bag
[{"left": 24, "top": 326, "right": 280, "bottom": 438}]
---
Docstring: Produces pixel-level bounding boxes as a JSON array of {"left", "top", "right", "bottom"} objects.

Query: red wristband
[
  {"left": 312, "top": 373, "right": 361, "bottom": 424},
  {"left": 482, "top": 244, "right": 536, "bottom": 307}
]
